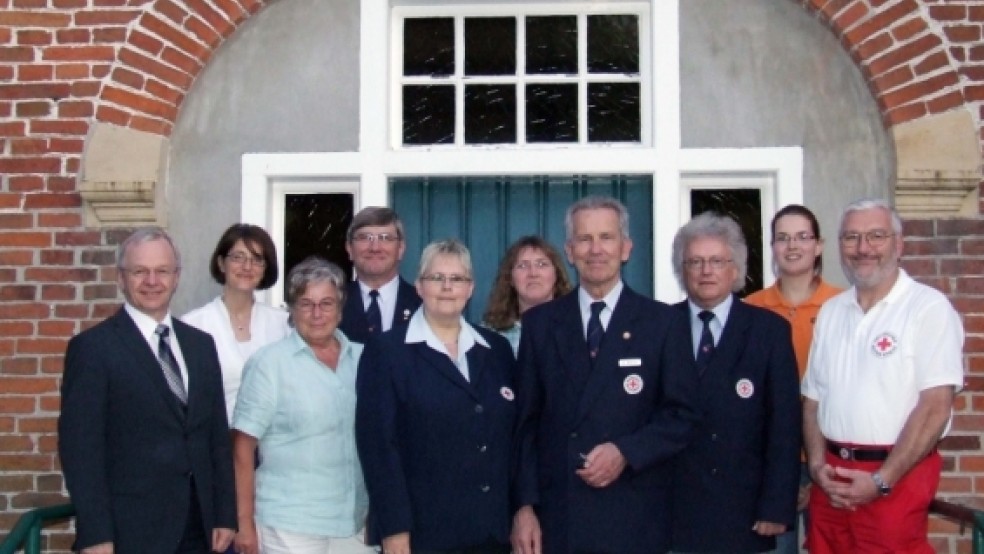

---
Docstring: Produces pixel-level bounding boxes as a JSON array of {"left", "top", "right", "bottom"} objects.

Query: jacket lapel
[
  {"left": 394, "top": 279, "right": 417, "bottom": 326},
  {"left": 573, "top": 289, "right": 636, "bottom": 427},
  {"left": 413, "top": 342, "right": 479, "bottom": 400},
  {"left": 110, "top": 309, "right": 187, "bottom": 422},
  {"left": 703, "top": 296, "right": 751, "bottom": 380}
]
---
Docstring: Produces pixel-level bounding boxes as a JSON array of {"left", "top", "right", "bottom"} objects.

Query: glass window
[
  {"left": 398, "top": 8, "right": 645, "bottom": 147},
  {"left": 284, "top": 193, "right": 354, "bottom": 303},
  {"left": 690, "top": 189, "right": 763, "bottom": 296}
]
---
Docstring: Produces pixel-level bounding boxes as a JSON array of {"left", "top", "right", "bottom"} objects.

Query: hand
[
  {"left": 81, "top": 542, "right": 113, "bottom": 554},
  {"left": 809, "top": 462, "right": 851, "bottom": 509},
  {"left": 382, "top": 532, "right": 411, "bottom": 554},
  {"left": 233, "top": 520, "right": 259, "bottom": 554},
  {"left": 752, "top": 520, "right": 787, "bottom": 536},
  {"left": 797, "top": 482, "right": 812, "bottom": 511},
  {"left": 511, "top": 505, "right": 542, "bottom": 554},
  {"left": 825, "top": 466, "right": 881, "bottom": 509},
  {"left": 575, "top": 442, "right": 627, "bottom": 488},
  {"left": 212, "top": 528, "right": 235, "bottom": 552}
]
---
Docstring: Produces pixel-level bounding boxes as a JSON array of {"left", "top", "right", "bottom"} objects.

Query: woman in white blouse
[{"left": 183, "top": 224, "right": 290, "bottom": 421}]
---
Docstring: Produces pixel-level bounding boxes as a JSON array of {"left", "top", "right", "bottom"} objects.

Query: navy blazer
[
  {"left": 355, "top": 322, "right": 516, "bottom": 551},
  {"left": 340, "top": 278, "right": 421, "bottom": 344},
  {"left": 671, "top": 297, "right": 801, "bottom": 553},
  {"left": 514, "top": 287, "right": 701, "bottom": 554},
  {"left": 58, "top": 308, "right": 236, "bottom": 553}
]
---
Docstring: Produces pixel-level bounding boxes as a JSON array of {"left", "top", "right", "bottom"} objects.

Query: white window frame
[{"left": 241, "top": 0, "right": 803, "bottom": 305}]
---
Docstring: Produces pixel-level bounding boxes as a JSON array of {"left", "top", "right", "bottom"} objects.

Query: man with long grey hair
[{"left": 669, "top": 212, "right": 801, "bottom": 553}]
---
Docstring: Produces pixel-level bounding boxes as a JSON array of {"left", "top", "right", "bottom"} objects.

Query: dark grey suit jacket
[
  {"left": 58, "top": 308, "right": 236, "bottom": 553},
  {"left": 340, "top": 278, "right": 421, "bottom": 344}
]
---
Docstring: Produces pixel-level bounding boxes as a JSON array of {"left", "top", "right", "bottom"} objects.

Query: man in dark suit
[
  {"left": 669, "top": 213, "right": 801, "bottom": 553},
  {"left": 340, "top": 207, "right": 421, "bottom": 343},
  {"left": 512, "top": 196, "right": 701, "bottom": 554},
  {"left": 58, "top": 227, "right": 236, "bottom": 554}
]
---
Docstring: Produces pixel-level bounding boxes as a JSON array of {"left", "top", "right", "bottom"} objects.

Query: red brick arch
[{"left": 95, "top": 0, "right": 973, "bottom": 137}]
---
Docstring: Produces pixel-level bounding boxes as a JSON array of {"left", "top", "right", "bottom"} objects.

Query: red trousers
[{"left": 806, "top": 448, "right": 941, "bottom": 554}]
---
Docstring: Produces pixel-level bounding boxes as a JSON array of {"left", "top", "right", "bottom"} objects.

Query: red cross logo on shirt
[{"left": 871, "top": 333, "right": 898, "bottom": 357}]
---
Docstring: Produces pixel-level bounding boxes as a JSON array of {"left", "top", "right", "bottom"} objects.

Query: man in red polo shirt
[{"left": 802, "top": 198, "right": 964, "bottom": 553}]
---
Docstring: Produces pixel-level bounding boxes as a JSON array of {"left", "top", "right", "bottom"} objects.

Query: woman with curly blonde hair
[{"left": 483, "top": 236, "right": 573, "bottom": 353}]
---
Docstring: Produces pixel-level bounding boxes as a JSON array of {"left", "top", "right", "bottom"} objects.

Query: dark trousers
[
  {"left": 415, "top": 542, "right": 511, "bottom": 554},
  {"left": 175, "top": 480, "right": 210, "bottom": 554}
]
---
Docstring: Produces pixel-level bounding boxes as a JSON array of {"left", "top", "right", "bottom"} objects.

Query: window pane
[
  {"left": 526, "top": 16, "right": 577, "bottom": 74},
  {"left": 465, "top": 84, "right": 516, "bottom": 144},
  {"left": 404, "top": 18, "right": 455, "bottom": 76},
  {"left": 403, "top": 85, "right": 455, "bottom": 145},
  {"left": 587, "top": 83, "right": 640, "bottom": 142},
  {"left": 587, "top": 15, "right": 639, "bottom": 73},
  {"left": 284, "top": 193, "right": 354, "bottom": 304},
  {"left": 526, "top": 84, "right": 578, "bottom": 142},
  {"left": 690, "top": 189, "right": 763, "bottom": 296},
  {"left": 465, "top": 17, "right": 516, "bottom": 76}
]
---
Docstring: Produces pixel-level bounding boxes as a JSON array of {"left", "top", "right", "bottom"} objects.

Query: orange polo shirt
[{"left": 744, "top": 278, "right": 843, "bottom": 379}]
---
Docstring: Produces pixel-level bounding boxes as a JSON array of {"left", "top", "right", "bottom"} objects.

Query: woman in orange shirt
[{"left": 745, "top": 204, "right": 841, "bottom": 554}]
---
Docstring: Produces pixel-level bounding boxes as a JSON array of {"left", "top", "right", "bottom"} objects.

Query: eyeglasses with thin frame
[
  {"left": 514, "top": 259, "right": 552, "bottom": 272},
  {"left": 420, "top": 273, "right": 473, "bottom": 287},
  {"left": 295, "top": 299, "right": 339, "bottom": 315},
  {"left": 122, "top": 267, "right": 179, "bottom": 280},
  {"left": 351, "top": 232, "right": 401, "bottom": 244},
  {"left": 839, "top": 230, "right": 895, "bottom": 248},
  {"left": 225, "top": 252, "right": 267, "bottom": 267},
  {"left": 682, "top": 257, "right": 733, "bottom": 272},
  {"left": 772, "top": 232, "right": 817, "bottom": 246}
]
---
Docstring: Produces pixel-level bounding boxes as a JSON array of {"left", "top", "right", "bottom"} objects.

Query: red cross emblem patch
[{"left": 872, "top": 333, "right": 898, "bottom": 357}]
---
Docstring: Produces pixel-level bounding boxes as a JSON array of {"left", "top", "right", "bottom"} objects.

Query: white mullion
[
  {"left": 516, "top": 15, "right": 526, "bottom": 145},
  {"left": 455, "top": 15, "right": 465, "bottom": 146},
  {"left": 578, "top": 13, "right": 588, "bottom": 145}
]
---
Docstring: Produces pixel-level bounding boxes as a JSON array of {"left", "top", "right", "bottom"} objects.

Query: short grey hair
[
  {"left": 117, "top": 227, "right": 181, "bottom": 270},
  {"left": 671, "top": 212, "right": 748, "bottom": 292},
  {"left": 564, "top": 196, "right": 630, "bottom": 242},
  {"left": 839, "top": 198, "right": 902, "bottom": 235},
  {"left": 417, "top": 239, "right": 472, "bottom": 280},
  {"left": 285, "top": 256, "right": 347, "bottom": 308}
]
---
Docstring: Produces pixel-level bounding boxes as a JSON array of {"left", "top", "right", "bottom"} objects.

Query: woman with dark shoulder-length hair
[
  {"left": 483, "top": 235, "right": 572, "bottom": 354},
  {"left": 356, "top": 239, "right": 516, "bottom": 554},
  {"left": 182, "top": 223, "right": 290, "bottom": 422}
]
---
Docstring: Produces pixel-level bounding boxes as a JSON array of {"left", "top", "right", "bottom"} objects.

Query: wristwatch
[{"left": 871, "top": 472, "right": 892, "bottom": 496}]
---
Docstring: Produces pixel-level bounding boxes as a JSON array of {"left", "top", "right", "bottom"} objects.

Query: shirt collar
[
  {"left": 687, "top": 294, "right": 733, "bottom": 326},
  {"left": 124, "top": 302, "right": 174, "bottom": 341},
  {"left": 577, "top": 280, "right": 624, "bottom": 313},
  {"left": 405, "top": 308, "right": 489, "bottom": 352}
]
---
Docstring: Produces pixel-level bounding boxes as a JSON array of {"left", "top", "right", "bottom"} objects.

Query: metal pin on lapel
[{"left": 623, "top": 331, "right": 631, "bottom": 340}]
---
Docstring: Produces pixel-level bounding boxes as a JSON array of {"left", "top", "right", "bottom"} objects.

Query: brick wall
[{"left": 0, "top": 0, "right": 982, "bottom": 551}]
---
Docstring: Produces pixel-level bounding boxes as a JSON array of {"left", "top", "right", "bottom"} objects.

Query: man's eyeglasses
[
  {"left": 773, "top": 232, "right": 816, "bottom": 246},
  {"left": 420, "top": 274, "right": 473, "bottom": 287},
  {"left": 352, "top": 232, "right": 400, "bottom": 244},
  {"left": 226, "top": 252, "right": 267, "bottom": 267},
  {"left": 682, "top": 257, "right": 733, "bottom": 272},
  {"left": 839, "top": 230, "right": 895, "bottom": 248},
  {"left": 122, "top": 267, "right": 179, "bottom": 280}
]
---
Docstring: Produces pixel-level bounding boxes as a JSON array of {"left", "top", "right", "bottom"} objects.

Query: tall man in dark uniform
[
  {"left": 340, "top": 207, "right": 421, "bottom": 343},
  {"left": 58, "top": 228, "right": 236, "bottom": 554},
  {"left": 512, "top": 196, "right": 701, "bottom": 554}
]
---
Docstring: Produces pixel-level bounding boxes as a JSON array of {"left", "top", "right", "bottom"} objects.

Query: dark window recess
[
  {"left": 587, "top": 83, "right": 640, "bottom": 142},
  {"left": 403, "top": 85, "right": 456, "bottom": 145},
  {"left": 526, "top": 16, "right": 578, "bottom": 74},
  {"left": 587, "top": 14, "right": 639, "bottom": 73},
  {"left": 465, "top": 84, "right": 517, "bottom": 144},
  {"left": 404, "top": 18, "right": 455, "bottom": 76},
  {"left": 526, "top": 84, "right": 578, "bottom": 142},
  {"left": 690, "top": 188, "right": 763, "bottom": 296},
  {"left": 465, "top": 17, "right": 516, "bottom": 76},
  {"left": 283, "top": 193, "right": 354, "bottom": 304}
]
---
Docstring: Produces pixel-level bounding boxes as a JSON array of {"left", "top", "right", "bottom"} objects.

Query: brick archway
[{"left": 94, "top": 0, "right": 970, "bottom": 136}]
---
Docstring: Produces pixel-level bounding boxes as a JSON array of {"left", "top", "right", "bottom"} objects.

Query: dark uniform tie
[
  {"left": 366, "top": 289, "right": 382, "bottom": 335},
  {"left": 695, "top": 310, "right": 715, "bottom": 372},
  {"left": 586, "top": 301, "right": 606, "bottom": 360},
  {"left": 155, "top": 324, "right": 187, "bottom": 404}
]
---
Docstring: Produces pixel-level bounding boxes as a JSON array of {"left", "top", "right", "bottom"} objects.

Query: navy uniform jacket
[
  {"left": 58, "top": 309, "right": 236, "bottom": 553},
  {"left": 671, "top": 297, "right": 801, "bottom": 553},
  {"left": 340, "top": 278, "right": 421, "bottom": 344},
  {"left": 355, "top": 322, "right": 516, "bottom": 551},
  {"left": 513, "top": 287, "right": 701, "bottom": 554}
]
